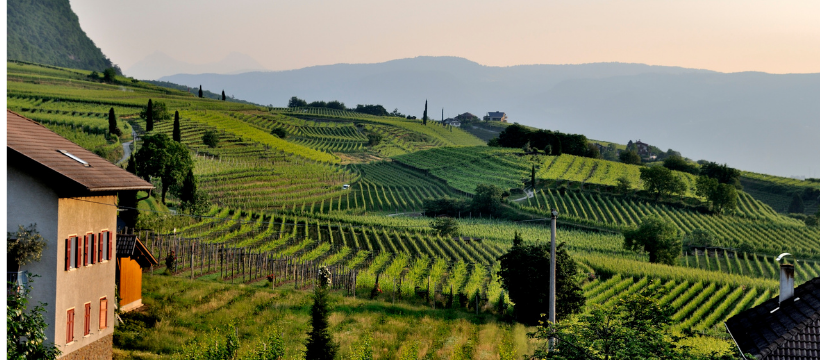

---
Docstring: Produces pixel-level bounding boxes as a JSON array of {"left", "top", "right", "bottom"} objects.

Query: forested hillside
[{"left": 7, "top": 0, "right": 116, "bottom": 72}]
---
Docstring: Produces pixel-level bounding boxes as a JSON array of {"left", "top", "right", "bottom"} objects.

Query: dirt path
[{"left": 115, "top": 129, "right": 136, "bottom": 166}]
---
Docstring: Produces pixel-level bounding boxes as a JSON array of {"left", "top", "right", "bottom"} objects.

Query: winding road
[{"left": 115, "top": 128, "right": 137, "bottom": 166}]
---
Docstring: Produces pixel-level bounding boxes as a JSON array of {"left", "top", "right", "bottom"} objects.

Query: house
[
  {"left": 455, "top": 112, "right": 479, "bottom": 122},
  {"left": 116, "top": 234, "right": 158, "bottom": 312},
  {"left": 635, "top": 140, "right": 651, "bottom": 156},
  {"left": 725, "top": 262, "right": 820, "bottom": 359},
  {"left": 7, "top": 110, "right": 153, "bottom": 359},
  {"left": 483, "top": 111, "right": 507, "bottom": 122},
  {"left": 442, "top": 118, "right": 461, "bottom": 127}
]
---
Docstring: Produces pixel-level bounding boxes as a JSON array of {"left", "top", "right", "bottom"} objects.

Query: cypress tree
[
  {"left": 305, "top": 268, "right": 338, "bottom": 360},
  {"left": 126, "top": 152, "right": 136, "bottom": 174},
  {"left": 531, "top": 165, "right": 536, "bottom": 188},
  {"left": 172, "top": 111, "right": 181, "bottom": 142},
  {"left": 108, "top": 107, "right": 121, "bottom": 136},
  {"left": 423, "top": 100, "right": 428, "bottom": 126},
  {"left": 146, "top": 99, "right": 154, "bottom": 131},
  {"left": 179, "top": 168, "right": 197, "bottom": 205},
  {"left": 221, "top": 90, "right": 226, "bottom": 101},
  {"left": 198, "top": 85, "right": 203, "bottom": 98},
  {"left": 788, "top": 192, "right": 806, "bottom": 214}
]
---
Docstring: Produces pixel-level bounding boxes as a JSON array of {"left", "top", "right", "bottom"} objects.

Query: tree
[
  {"left": 103, "top": 67, "right": 117, "bottom": 82},
  {"left": 423, "top": 100, "right": 428, "bottom": 126},
  {"left": 585, "top": 143, "right": 601, "bottom": 159},
  {"left": 7, "top": 276, "right": 61, "bottom": 360},
  {"left": 270, "top": 127, "right": 287, "bottom": 139},
  {"left": 663, "top": 155, "right": 699, "bottom": 175},
  {"left": 623, "top": 215, "right": 681, "bottom": 265},
  {"left": 145, "top": 99, "right": 153, "bottom": 131},
  {"left": 198, "top": 85, "right": 203, "bottom": 98},
  {"left": 619, "top": 150, "right": 642, "bottom": 165},
  {"left": 616, "top": 176, "right": 632, "bottom": 194},
  {"left": 699, "top": 162, "right": 741, "bottom": 188},
  {"left": 202, "top": 130, "right": 219, "bottom": 148},
  {"left": 177, "top": 168, "right": 197, "bottom": 207},
  {"left": 788, "top": 192, "right": 806, "bottom": 214},
  {"left": 531, "top": 165, "right": 537, "bottom": 188},
  {"left": 126, "top": 152, "right": 136, "bottom": 174},
  {"left": 472, "top": 184, "right": 504, "bottom": 216},
  {"left": 288, "top": 96, "right": 308, "bottom": 108},
  {"left": 107, "top": 107, "right": 121, "bottom": 137},
  {"left": 530, "top": 289, "right": 735, "bottom": 360},
  {"left": 640, "top": 166, "right": 686, "bottom": 200},
  {"left": 172, "top": 111, "right": 181, "bottom": 142},
  {"left": 354, "top": 104, "right": 389, "bottom": 116},
  {"left": 498, "top": 240, "right": 585, "bottom": 325},
  {"left": 422, "top": 197, "right": 469, "bottom": 218},
  {"left": 367, "top": 133, "right": 382, "bottom": 146},
  {"left": 305, "top": 267, "right": 338, "bottom": 360},
  {"left": 7, "top": 224, "right": 47, "bottom": 271},
  {"left": 221, "top": 90, "right": 226, "bottom": 101},
  {"left": 176, "top": 168, "right": 209, "bottom": 215},
  {"left": 696, "top": 176, "right": 738, "bottom": 214},
  {"left": 683, "top": 229, "right": 716, "bottom": 248},
  {"left": 135, "top": 133, "right": 194, "bottom": 204},
  {"left": 431, "top": 217, "right": 459, "bottom": 238}
]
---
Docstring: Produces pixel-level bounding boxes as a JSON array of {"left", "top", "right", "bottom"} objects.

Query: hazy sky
[{"left": 71, "top": 0, "right": 820, "bottom": 74}]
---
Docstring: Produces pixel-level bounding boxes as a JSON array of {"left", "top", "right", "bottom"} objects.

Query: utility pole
[{"left": 549, "top": 209, "right": 558, "bottom": 351}]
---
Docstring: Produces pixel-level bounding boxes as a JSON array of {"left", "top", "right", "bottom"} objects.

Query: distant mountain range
[
  {"left": 161, "top": 56, "right": 820, "bottom": 177},
  {"left": 7, "top": 0, "right": 116, "bottom": 72},
  {"left": 127, "top": 52, "right": 267, "bottom": 80}
]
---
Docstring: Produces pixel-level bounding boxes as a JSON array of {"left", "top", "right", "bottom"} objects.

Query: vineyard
[{"left": 9, "top": 60, "right": 820, "bottom": 358}]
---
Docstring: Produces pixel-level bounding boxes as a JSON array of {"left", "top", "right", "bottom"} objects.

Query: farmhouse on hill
[
  {"left": 725, "top": 262, "right": 820, "bottom": 359},
  {"left": 7, "top": 110, "right": 154, "bottom": 359},
  {"left": 484, "top": 111, "right": 507, "bottom": 122}
]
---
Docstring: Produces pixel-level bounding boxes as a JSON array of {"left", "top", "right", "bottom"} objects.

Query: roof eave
[{"left": 724, "top": 322, "right": 750, "bottom": 360}]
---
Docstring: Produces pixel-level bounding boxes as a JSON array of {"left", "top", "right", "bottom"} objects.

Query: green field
[{"left": 10, "top": 61, "right": 819, "bottom": 358}]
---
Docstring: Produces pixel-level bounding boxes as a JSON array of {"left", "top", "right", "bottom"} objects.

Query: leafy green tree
[
  {"left": 431, "top": 216, "right": 459, "bottom": 238},
  {"left": 367, "top": 133, "right": 382, "bottom": 146},
  {"left": 531, "top": 165, "right": 537, "bottom": 188},
  {"left": 198, "top": 85, "right": 203, "bottom": 98},
  {"left": 135, "top": 133, "right": 194, "bottom": 204},
  {"left": 616, "top": 176, "right": 632, "bottom": 194},
  {"left": 585, "top": 143, "right": 601, "bottom": 159},
  {"left": 270, "top": 127, "right": 287, "bottom": 139},
  {"left": 202, "top": 130, "right": 219, "bottom": 148},
  {"left": 640, "top": 166, "right": 686, "bottom": 200},
  {"left": 305, "top": 267, "right": 338, "bottom": 360},
  {"left": 7, "top": 224, "right": 47, "bottom": 271},
  {"left": 103, "top": 67, "right": 117, "bottom": 82},
  {"left": 663, "top": 155, "right": 699, "bottom": 175},
  {"left": 623, "top": 215, "right": 681, "bottom": 265},
  {"left": 530, "top": 289, "right": 737, "bottom": 360},
  {"left": 144, "top": 99, "right": 153, "bottom": 131},
  {"left": 696, "top": 176, "right": 738, "bottom": 214},
  {"left": 619, "top": 150, "right": 642, "bottom": 165},
  {"left": 221, "top": 90, "right": 226, "bottom": 101},
  {"left": 806, "top": 215, "right": 819, "bottom": 227},
  {"left": 788, "top": 192, "right": 806, "bottom": 214},
  {"left": 108, "top": 107, "right": 121, "bottom": 137},
  {"left": 497, "top": 240, "right": 585, "bottom": 325},
  {"left": 699, "top": 162, "right": 741, "bottom": 188},
  {"left": 172, "top": 111, "right": 181, "bottom": 142},
  {"left": 140, "top": 100, "right": 170, "bottom": 131},
  {"left": 176, "top": 169, "right": 197, "bottom": 207},
  {"left": 288, "top": 96, "right": 308, "bottom": 108},
  {"left": 423, "top": 197, "right": 469, "bottom": 217},
  {"left": 7, "top": 276, "right": 61, "bottom": 360},
  {"left": 683, "top": 229, "right": 716, "bottom": 248},
  {"left": 472, "top": 184, "right": 504, "bottom": 216}
]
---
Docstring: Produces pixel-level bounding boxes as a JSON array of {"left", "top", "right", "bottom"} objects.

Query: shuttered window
[
  {"left": 99, "top": 298, "right": 108, "bottom": 330},
  {"left": 66, "top": 308, "right": 74, "bottom": 343},
  {"left": 65, "top": 238, "right": 71, "bottom": 271},
  {"left": 89, "top": 234, "right": 95, "bottom": 265},
  {"left": 68, "top": 237, "right": 78, "bottom": 269},
  {"left": 84, "top": 303, "right": 91, "bottom": 336},
  {"left": 97, "top": 233, "right": 103, "bottom": 263},
  {"left": 76, "top": 236, "right": 82, "bottom": 268},
  {"left": 83, "top": 235, "right": 89, "bottom": 266},
  {"left": 101, "top": 231, "right": 111, "bottom": 260}
]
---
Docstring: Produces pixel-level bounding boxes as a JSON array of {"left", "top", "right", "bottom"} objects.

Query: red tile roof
[{"left": 7, "top": 110, "right": 154, "bottom": 192}]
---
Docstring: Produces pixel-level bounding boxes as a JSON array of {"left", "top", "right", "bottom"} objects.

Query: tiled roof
[
  {"left": 7, "top": 110, "right": 153, "bottom": 192},
  {"left": 487, "top": 111, "right": 505, "bottom": 117},
  {"left": 725, "top": 277, "right": 820, "bottom": 360},
  {"left": 116, "top": 234, "right": 158, "bottom": 267}
]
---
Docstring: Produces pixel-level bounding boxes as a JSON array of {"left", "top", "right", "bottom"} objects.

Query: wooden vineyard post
[
  {"left": 220, "top": 245, "right": 223, "bottom": 280},
  {"left": 392, "top": 278, "right": 396, "bottom": 303},
  {"left": 190, "top": 242, "right": 194, "bottom": 280},
  {"left": 476, "top": 292, "right": 479, "bottom": 315}
]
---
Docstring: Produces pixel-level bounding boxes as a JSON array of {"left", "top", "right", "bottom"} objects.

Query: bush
[
  {"left": 270, "top": 127, "right": 287, "bottom": 139},
  {"left": 430, "top": 216, "right": 459, "bottom": 238},
  {"left": 202, "top": 130, "right": 219, "bottom": 148}
]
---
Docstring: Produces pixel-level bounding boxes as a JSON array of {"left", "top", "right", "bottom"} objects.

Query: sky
[{"left": 70, "top": 0, "right": 820, "bottom": 74}]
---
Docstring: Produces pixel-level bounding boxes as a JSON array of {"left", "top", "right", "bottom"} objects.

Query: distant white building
[
  {"left": 484, "top": 111, "right": 507, "bottom": 122},
  {"left": 442, "top": 118, "right": 461, "bottom": 127}
]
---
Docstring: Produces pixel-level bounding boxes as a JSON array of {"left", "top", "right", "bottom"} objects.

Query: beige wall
[
  {"left": 55, "top": 196, "right": 118, "bottom": 357},
  {"left": 7, "top": 165, "right": 61, "bottom": 346}
]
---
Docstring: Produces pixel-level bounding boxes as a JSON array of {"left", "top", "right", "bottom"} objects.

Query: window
[
  {"left": 101, "top": 231, "right": 111, "bottom": 260},
  {"left": 83, "top": 235, "right": 89, "bottom": 266},
  {"left": 76, "top": 236, "right": 82, "bottom": 268},
  {"left": 84, "top": 303, "right": 91, "bottom": 336},
  {"left": 66, "top": 308, "right": 74, "bottom": 343},
  {"left": 66, "top": 236, "right": 79, "bottom": 270},
  {"left": 99, "top": 298, "right": 107, "bottom": 330},
  {"left": 97, "top": 233, "right": 103, "bottom": 263},
  {"left": 89, "top": 233, "right": 95, "bottom": 265}
]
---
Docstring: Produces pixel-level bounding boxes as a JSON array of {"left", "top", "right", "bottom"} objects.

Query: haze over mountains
[
  {"left": 127, "top": 51, "right": 267, "bottom": 80},
  {"left": 161, "top": 57, "right": 820, "bottom": 178}
]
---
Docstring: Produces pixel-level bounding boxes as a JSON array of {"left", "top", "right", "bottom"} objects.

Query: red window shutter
[
  {"left": 84, "top": 303, "right": 90, "bottom": 336},
  {"left": 83, "top": 235, "right": 89, "bottom": 266},
  {"left": 66, "top": 309, "right": 74, "bottom": 343},
  {"left": 108, "top": 232, "right": 113, "bottom": 260},
  {"left": 98, "top": 233, "right": 103, "bottom": 263},
  {"left": 89, "top": 234, "right": 95, "bottom": 264},
  {"left": 65, "top": 239, "right": 71, "bottom": 271},
  {"left": 99, "top": 298, "right": 107, "bottom": 330},
  {"left": 75, "top": 237, "right": 81, "bottom": 268}
]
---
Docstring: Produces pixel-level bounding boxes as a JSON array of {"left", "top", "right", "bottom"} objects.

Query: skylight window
[{"left": 57, "top": 150, "right": 90, "bottom": 167}]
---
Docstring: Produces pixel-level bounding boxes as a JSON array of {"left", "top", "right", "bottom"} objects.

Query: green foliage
[
  {"left": 173, "top": 111, "right": 181, "bottom": 142},
  {"left": 616, "top": 176, "right": 632, "bottom": 194},
  {"left": 108, "top": 107, "right": 122, "bottom": 136},
  {"left": 623, "top": 215, "right": 681, "bottom": 265},
  {"left": 498, "top": 240, "right": 585, "bottom": 325},
  {"left": 304, "top": 280, "right": 337, "bottom": 360},
  {"left": 355, "top": 104, "right": 389, "bottom": 116},
  {"left": 7, "top": 275, "right": 61, "bottom": 360},
  {"left": 203, "top": 130, "right": 220, "bottom": 148},
  {"left": 7, "top": 0, "right": 115, "bottom": 72},
  {"left": 366, "top": 133, "right": 382, "bottom": 146},
  {"left": 700, "top": 162, "right": 741, "bottom": 188},
  {"left": 683, "top": 229, "right": 716, "bottom": 248},
  {"left": 422, "top": 197, "right": 470, "bottom": 218},
  {"left": 430, "top": 216, "right": 460, "bottom": 238},
  {"left": 641, "top": 166, "right": 686, "bottom": 200},
  {"left": 103, "top": 67, "right": 117, "bottom": 82},
  {"left": 177, "top": 323, "right": 239, "bottom": 360},
  {"left": 136, "top": 132, "right": 193, "bottom": 203},
  {"left": 7, "top": 224, "right": 47, "bottom": 270},
  {"left": 620, "top": 150, "right": 642, "bottom": 165},
  {"left": 664, "top": 155, "right": 699, "bottom": 175},
  {"left": 697, "top": 176, "right": 738, "bottom": 214},
  {"left": 247, "top": 332, "right": 286, "bottom": 360},
  {"left": 288, "top": 96, "right": 308, "bottom": 108},
  {"left": 349, "top": 333, "right": 373, "bottom": 360},
  {"left": 270, "top": 127, "right": 287, "bottom": 139},
  {"left": 789, "top": 192, "right": 806, "bottom": 214},
  {"left": 497, "top": 124, "right": 591, "bottom": 157},
  {"left": 472, "top": 184, "right": 504, "bottom": 216},
  {"left": 140, "top": 99, "right": 170, "bottom": 124},
  {"left": 199, "top": 85, "right": 203, "bottom": 98}
]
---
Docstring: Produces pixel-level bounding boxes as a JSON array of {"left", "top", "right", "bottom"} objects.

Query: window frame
[
  {"left": 83, "top": 302, "right": 91, "bottom": 337},
  {"left": 68, "top": 235, "right": 79, "bottom": 270},
  {"left": 99, "top": 297, "right": 108, "bottom": 330},
  {"left": 66, "top": 308, "right": 75, "bottom": 344}
]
